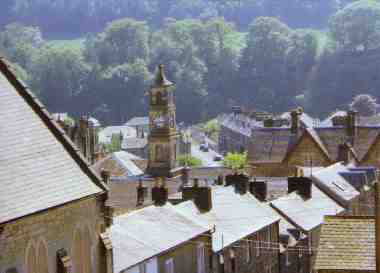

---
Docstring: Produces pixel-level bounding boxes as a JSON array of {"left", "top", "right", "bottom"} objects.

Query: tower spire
[{"left": 153, "top": 64, "right": 173, "bottom": 88}]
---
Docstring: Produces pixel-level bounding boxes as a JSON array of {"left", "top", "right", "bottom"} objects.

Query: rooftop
[
  {"left": 315, "top": 216, "right": 375, "bottom": 271},
  {"left": 0, "top": 58, "right": 105, "bottom": 224},
  {"left": 175, "top": 186, "right": 280, "bottom": 252},
  {"left": 124, "top": 116, "right": 149, "bottom": 127},
  {"left": 121, "top": 137, "right": 148, "bottom": 150},
  {"left": 107, "top": 203, "right": 210, "bottom": 272}
]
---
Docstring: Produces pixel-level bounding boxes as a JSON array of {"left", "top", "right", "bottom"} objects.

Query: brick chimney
[
  {"left": 288, "top": 177, "right": 312, "bottom": 199},
  {"left": 152, "top": 177, "right": 168, "bottom": 206},
  {"left": 346, "top": 110, "right": 358, "bottom": 144},
  {"left": 182, "top": 179, "right": 212, "bottom": 212},
  {"left": 249, "top": 179, "right": 267, "bottom": 201},
  {"left": 337, "top": 142, "right": 352, "bottom": 164},
  {"left": 291, "top": 109, "right": 301, "bottom": 135}
]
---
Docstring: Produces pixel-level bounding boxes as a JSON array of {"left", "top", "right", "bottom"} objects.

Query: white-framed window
[
  {"left": 197, "top": 243, "right": 205, "bottom": 273},
  {"left": 165, "top": 258, "right": 174, "bottom": 273}
]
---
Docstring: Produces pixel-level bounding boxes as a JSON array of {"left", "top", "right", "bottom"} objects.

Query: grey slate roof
[
  {"left": 121, "top": 137, "right": 148, "bottom": 150},
  {"left": 175, "top": 186, "right": 280, "bottom": 252},
  {"left": 124, "top": 116, "right": 149, "bottom": 127},
  {"left": 311, "top": 163, "right": 360, "bottom": 207},
  {"left": 108, "top": 203, "right": 210, "bottom": 272},
  {"left": 0, "top": 58, "right": 105, "bottom": 224},
  {"left": 270, "top": 184, "right": 344, "bottom": 232}
]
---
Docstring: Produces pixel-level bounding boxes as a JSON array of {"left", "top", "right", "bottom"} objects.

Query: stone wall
[{"left": 0, "top": 196, "right": 107, "bottom": 273}]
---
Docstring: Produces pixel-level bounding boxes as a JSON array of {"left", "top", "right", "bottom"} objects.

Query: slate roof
[
  {"left": 315, "top": 216, "right": 375, "bottom": 272},
  {"left": 92, "top": 151, "right": 144, "bottom": 177},
  {"left": 124, "top": 116, "right": 149, "bottom": 127},
  {"left": 98, "top": 125, "right": 136, "bottom": 144},
  {"left": 311, "top": 163, "right": 360, "bottom": 207},
  {"left": 107, "top": 203, "right": 210, "bottom": 272},
  {"left": 270, "top": 184, "right": 344, "bottom": 232},
  {"left": 0, "top": 58, "right": 106, "bottom": 224},
  {"left": 121, "top": 137, "right": 148, "bottom": 150},
  {"left": 249, "top": 126, "right": 380, "bottom": 164},
  {"left": 175, "top": 186, "right": 280, "bottom": 252}
]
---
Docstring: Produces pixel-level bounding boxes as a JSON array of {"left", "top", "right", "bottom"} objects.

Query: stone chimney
[
  {"left": 101, "top": 169, "right": 110, "bottom": 184},
  {"left": 249, "top": 179, "right": 267, "bottom": 201},
  {"left": 136, "top": 179, "right": 147, "bottom": 207},
  {"left": 337, "top": 142, "right": 352, "bottom": 164},
  {"left": 346, "top": 110, "right": 358, "bottom": 144},
  {"left": 288, "top": 177, "right": 312, "bottom": 200},
  {"left": 234, "top": 174, "right": 250, "bottom": 195},
  {"left": 290, "top": 109, "right": 301, "bottom": 135},
  {"left": 151, "top": 177, "right": 168, "bottom": 206},
  {"left": 182, "top": 179, "right": 212, "bottom": 212}
]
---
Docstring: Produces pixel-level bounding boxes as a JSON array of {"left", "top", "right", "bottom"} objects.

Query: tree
[
  {"left": 177, "top": 154, "right": 202, "bottom": 167},
  {"left": 329, "top": 0, "right": 380, "bottom": 51},
  {"left": 350, "top": 94, "right": 379, "bottom": 116},
  {"left": 223, "top": 152, "right": 247, "bottom": 172}
]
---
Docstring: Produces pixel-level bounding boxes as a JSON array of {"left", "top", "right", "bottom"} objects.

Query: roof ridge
[{"left": 0, "top": 57, "right": 108, "bottom": 194}]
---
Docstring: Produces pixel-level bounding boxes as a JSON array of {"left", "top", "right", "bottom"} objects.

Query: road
[{"left": 191, "top": 141, "right": 222, "bottom": 167}]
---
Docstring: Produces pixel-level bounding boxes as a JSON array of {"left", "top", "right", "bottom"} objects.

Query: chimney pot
[
  {"left": 152, "top": 177, "right": 168, "bottom": 206},
  {"left": 136, "top": 179, "right": 147, "bottom": 207},
  {"left": 182, "top": 185, "right": 212, "bottom": 212},
  {"left": 288, "top": 177, "right": 312, "bottom": 199}
]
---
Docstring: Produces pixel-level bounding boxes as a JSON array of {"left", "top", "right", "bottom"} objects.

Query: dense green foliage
[
  {"left": 177, "top": 155, "right": 202, "bottom": 167},
  {"left": 223, "top": 152, "right": 247, "bottom": 171},
  {"left": 1, "top": 0, "right": 380, "bottom": 124}
]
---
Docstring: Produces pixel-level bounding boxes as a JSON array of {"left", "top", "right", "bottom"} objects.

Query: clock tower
[{"left": 146, "top": 65, "right": 181, "bottom": 177}]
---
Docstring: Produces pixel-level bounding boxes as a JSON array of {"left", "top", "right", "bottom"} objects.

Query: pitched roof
[
  {"left": 249, "top": 126, "right": 380, "bottom": 164},
  {"left": 98, "top": 125, "right": 136, "bottom": 144},
  {"left": 124, "top": 116, "right": 149, "bottom": 127},
  {"left": 0, "top": 58, "right": 106, "bottom": 224},
  {"left": 107, "top": 203, "right": 210, "bottom": 272},
  {"left": 270, "top": 184, "right": 344, "bottom": 232},
  {"left": 315, "top": 216, "right": 375, "bottom": 271},
  {"left": 311, "top": 163, "right": 360, "bottom": 207},
  {"left": 121, "top": 137, "right": 148, "bottom": 150},
  {"left": 175, "top": 186, "right": 280, "bottom": 252}
]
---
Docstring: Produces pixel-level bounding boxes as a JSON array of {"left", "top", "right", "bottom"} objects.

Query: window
[
  {"left": 73, "top": 226, "right": 92, "bottom": 273},
  {"left": 256, "top": 234, "right": 260, "bottom": 257},
  {"left": 139, "top": 263, "right": 146, "bottom": 273},
  {"left": 197, "top": 243, "right": 205, "bottom": 273},
  {"left": 218, "top": 254, "right": 225, "bottom": 273},
  {"left": 246, "top": 240, "right": 251, "bottom": 263},
  {"left": 26, "top": 242, "right": 37, "bottom": 273},
  {"left": 230, "top": 249, "right": 236, "bottom": 273},
  {"left": 165, "top": 258, "right": 174, "bottom": 273},
  {"left": 37, "top": 241, "right": 49, "bottom": 273}
]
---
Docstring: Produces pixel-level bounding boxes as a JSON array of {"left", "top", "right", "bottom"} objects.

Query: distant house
[
  {"left": 314, "top": 215, "right": 376, "bottom": 273},
  {"left": 125, "top": 116, "right": 149, "bottom": 137},
  {"left": 249, "top": 109, "right": 380, "bottom": 177},
  {"left": 218, "top": 107, "right": 316, "bottom": 155},
  {"left": 175, "top": 184, "right": 280, "bottom": 273},
  {"left": 98, "top": 125, "right": 137, "bottom": 144},
  {"left": 105, "top": 202, "right": 212, "bottom": 273},
  {"left": 121, "top": 136, "right": 148, "bottom": 158}
]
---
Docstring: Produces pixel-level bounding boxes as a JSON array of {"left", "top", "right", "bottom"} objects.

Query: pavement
[{"left": 191, "top": 140, "right": 222, "bottom": 167}]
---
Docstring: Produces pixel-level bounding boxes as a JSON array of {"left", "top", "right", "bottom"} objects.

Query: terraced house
[
  {"left": 249, "top": 109, "right": 380, "bottom": 177},
  {"left": 0, "top": 58, "right": 110, "bottom": 273}
]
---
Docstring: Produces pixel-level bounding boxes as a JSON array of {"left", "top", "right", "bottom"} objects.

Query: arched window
[
  {"left": 26, "top": 242, "right": 37, "bottom": 273},
  {"left": 73, "top": 226, "right": 92, "bottom": 273},
  {"left": 37, "top": 240, "right": 49, "bottom": 273}
]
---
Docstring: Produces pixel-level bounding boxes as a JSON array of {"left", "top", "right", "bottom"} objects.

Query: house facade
[{"left": 0, "top": 58, "right": 109, "bottom": 273}]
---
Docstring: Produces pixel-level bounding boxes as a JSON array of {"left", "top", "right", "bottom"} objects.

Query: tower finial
[{"left": 153, "top": 64, "right": 173, "bottom": 88}]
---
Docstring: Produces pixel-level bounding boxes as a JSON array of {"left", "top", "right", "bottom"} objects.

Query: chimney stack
[
  {"left": 101, "top": 169, "right": 110, "bottom": 184},
  {"left": 232, "top": 106, "right": 242, "bottom": 116},
  {"left": 152, "top": 177, "right": 168, "bottom": 206},
  {"left": 347, "top": 110, "right": 358, "bottom": 144},
  {"left": 337, "top": 142, "right": 352, "bottom": 164},
  {"left": 250, "top": 179, "right": 267, "bottom": 201},
  {"left": 182, "top": 179, "right": 212, "bottom": 212},
  {"left": 291, "top": 108, "right": 301, "bottom": 135},
  {"left": 287, "top": 177, "right": 312, "bottom": 199},
  {"left": 234, "top": 174, "right": 250, "bottom": 195},
  {"left": 136, "top": 179, "right": 147, "bottom": 207}
]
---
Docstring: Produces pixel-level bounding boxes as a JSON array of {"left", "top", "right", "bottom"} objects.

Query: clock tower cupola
[{"left": 146, "top": 65, "right": 181, "bottom": 177}]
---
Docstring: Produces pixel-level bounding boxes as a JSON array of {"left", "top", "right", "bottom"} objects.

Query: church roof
[{"left": 0, "top": 58, "right": 106, "bottom": 224}]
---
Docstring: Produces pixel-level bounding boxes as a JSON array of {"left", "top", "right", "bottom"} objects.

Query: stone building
[
  {"left": 146, "top": 65, "right": 181, "bottom": 177},
  {"left": 174, "top": 183, "right": 280, "bottom": 273},
  {"left": 105, "top": 199, "right": 212, "bottom": 273},
  {"left": 249, "top": 109, "right": 380, "bottom": 177},
  {"left": 0, "top": 58, "right": 109, "bottom": 273},
  {"left": 218, "top": 107, "right": 315, "bottom": 155}
]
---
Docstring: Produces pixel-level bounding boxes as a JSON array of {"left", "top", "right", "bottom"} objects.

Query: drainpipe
[{"left": 376, "top": 181, "right": 380, "bottom": 273}]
